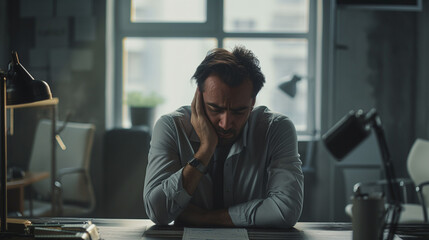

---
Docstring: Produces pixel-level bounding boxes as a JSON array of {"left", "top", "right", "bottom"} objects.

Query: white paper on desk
[{"left": 183, "top": 228, "right": 249, "bottom": 240}]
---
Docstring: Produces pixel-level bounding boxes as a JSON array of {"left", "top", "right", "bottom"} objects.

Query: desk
[
  {"left": 6, "top": 172, "right": 49, "bottom": 214},
  {"left": 10, "top": 218, "right": 427, "bottom": 239},
  {"left": 33, "top": 218, "right": 353, "bottom": 240}
]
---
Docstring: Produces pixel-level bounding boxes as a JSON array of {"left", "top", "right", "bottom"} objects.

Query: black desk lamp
[
  {"left": 278, "top": 74, "right": 302, "bottom": 98},
  {"left": 0, "top": 51, "right": 52, "bottom": 232},
  {"left": 322, "top": 109, "right": 401, "bottom": 240}
]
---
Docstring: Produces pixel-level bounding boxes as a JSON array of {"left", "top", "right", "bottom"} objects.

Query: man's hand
[
  {"left": 182, "top": 88, "right": 218, "bottom": 196},
  {"left": 191, "top": 88, "right": 218, "bottom": 165},
  {"left": 176, "top": 204, "right": 234, "bottom": 227}
]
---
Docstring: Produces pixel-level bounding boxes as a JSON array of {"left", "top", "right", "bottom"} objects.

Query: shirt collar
[{"left": 228, "top": 120, "right": 249, "bottom": 157}]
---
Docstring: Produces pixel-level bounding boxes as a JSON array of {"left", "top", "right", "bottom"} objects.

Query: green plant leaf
[{"left": 125, "top": 91, "right": 164, "bottom": 107}]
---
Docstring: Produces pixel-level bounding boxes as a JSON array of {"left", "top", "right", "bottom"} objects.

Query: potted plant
[{"left": 126, "top": 91, "right": 164, "bottom": 127}]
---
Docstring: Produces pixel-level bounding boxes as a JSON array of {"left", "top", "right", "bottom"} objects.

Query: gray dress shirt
[{"left": 143, "top": 106, "right": 304, "bottom": 228}]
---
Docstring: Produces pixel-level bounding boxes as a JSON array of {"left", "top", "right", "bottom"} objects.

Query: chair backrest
[
  {"left": 407, "top": 138, "right": 429, "bottom": 207},
  {"left": 28, "top": 119, "right": 96, "bottom": 205},
  {"left": 102, "top": 128, "right": 151, "bottom": 218}
]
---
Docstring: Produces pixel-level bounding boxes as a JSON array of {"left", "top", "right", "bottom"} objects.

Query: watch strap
[{"left": 187, "top": 158, "right": 208, "bottom": 174}]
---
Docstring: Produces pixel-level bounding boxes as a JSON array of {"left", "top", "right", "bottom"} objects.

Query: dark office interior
[{"left": 0, "top": 0, "right": 428, "bottom": 226}]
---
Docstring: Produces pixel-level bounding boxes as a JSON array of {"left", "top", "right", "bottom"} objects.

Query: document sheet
[{"left": 182, "top": 227, "right": 249, "bottom": 240}]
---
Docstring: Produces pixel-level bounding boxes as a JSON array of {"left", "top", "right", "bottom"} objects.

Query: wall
[
  {"left": 3, "top": 0, "right": 106, "bottom": 216},
  {"left": 416, "top": 1, "right": 429, "bottom": 139},
  {"left": 0, "top": 0, "right": 7, "bottom": 68},
  {"left": 334, "top": 5, "right": 417, "bottom": 175},
  {"left": 321, "top": 2, "right": 426, "bottom": 221}
]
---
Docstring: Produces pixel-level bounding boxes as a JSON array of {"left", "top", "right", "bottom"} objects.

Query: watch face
[
  {"left": 188, "top": 158, "right": 207, "bottom": 174},
  {"left": 189, "top": 158, "right": 199, "bottom": 167}
]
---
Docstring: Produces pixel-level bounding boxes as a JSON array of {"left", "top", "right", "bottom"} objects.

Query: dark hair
[{"left": 191, "top": 46, "right": 265, "bottom": 98}]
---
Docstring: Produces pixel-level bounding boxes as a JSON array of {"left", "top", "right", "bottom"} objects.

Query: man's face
[{"left": 201, "top": 75, "right": 255, "bottom": 145}]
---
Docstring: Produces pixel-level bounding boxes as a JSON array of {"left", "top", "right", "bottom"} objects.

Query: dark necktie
[{"left": 210, "top": 144, "right": 231, "bottom": 210}]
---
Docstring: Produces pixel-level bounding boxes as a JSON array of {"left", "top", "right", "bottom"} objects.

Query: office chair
[
  {"left": 345, "top": 138, "right": 429, "bottom": 223},
  {"left": 405, "top": 138, "right": 429, "bottom": 222},
  {"left": 24, "top": 119, "right": 96, "bottom": 217},
  {"left": 102, "top": 127, "right": 151, "bottom": 218}
]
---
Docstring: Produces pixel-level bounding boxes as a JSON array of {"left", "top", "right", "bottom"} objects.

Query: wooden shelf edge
[{"left": 6, "top": 97, "right": 59, "bottom": 109}]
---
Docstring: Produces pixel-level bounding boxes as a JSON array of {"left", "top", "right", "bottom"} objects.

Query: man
[{"left": 143, "top": 46, "right": 303, "bottom": 228}]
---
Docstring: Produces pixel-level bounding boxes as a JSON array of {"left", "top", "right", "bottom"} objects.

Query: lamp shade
[
  {"left": 278, "top": 74, "right": 301, "bottom": 98},
  {"left": 6, "top": 51, "right": 52, "bottom": 105},
  {"left": 322, "top": 110, "right": 371, "bottom": 159}
]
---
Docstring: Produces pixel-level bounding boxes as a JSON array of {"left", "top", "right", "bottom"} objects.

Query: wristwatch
[{"left": 187, "top": 158, "right": 208, "bottom": 174}]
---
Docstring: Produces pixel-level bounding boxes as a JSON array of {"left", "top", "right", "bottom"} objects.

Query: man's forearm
[
  {"left": 182, "top": 164, "right": 204, "bottom": 195},
  {"left": 177, "top": 204, "right": 234, "bottom": 227},
  {"left": 182, "top": 146, "right": 214, "bottom": 195},
  {"left": 207, "top": 208, "right": 234, "bottom": 226}
]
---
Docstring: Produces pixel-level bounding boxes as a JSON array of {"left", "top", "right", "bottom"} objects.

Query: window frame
[{"left": 113, "top": 0, "right": 318, "bottom": 136}]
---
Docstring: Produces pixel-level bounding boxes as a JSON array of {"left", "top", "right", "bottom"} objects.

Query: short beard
[{"left": 217, "top": 130, "right": 243, "bottom": 146}]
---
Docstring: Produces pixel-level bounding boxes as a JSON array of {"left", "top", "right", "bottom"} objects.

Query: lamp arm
[
  {"left": 366, "top": 110, "right": 400, "bottom": 203},
  {"left": 366, "top": 109, "right": 401, "bottom": 240}
]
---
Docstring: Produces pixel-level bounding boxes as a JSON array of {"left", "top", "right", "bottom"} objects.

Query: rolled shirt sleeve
[
  {"left": 228, "top": 113, "right": 304, "bottom": 228},
  {"left": 143, "top": 115, "right": 193, "bottom": 225}
]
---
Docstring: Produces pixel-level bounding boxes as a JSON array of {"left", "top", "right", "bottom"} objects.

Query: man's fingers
[
  {"left": 195, "top": 88, "right": 205, "bottom": 117},
  {"left": 191, "top": 88, "right": 198, "bottom": 114}
]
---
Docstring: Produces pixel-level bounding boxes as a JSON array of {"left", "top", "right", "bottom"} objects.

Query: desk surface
[
  {"left": 34, "top": 218, "right": 354, "bottom": 240},
  {"left": 20, "top": 218, "right": 429, "bottom": 239}
]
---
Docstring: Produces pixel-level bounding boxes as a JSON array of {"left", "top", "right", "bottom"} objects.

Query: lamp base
[
  {"left": 0, "top": 218, "right": 32, "bottom": 237},
  {"left": 0, "top": 219, "right": 100, "bottom": 240}
]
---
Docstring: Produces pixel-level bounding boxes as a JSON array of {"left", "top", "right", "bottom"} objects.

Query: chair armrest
[
  {"left": 353, "top": 178, "right": 414, "bottom": 203},
  {"left": 416, "top": 181, "right": 429, "bottom": 223},
  {"left": 56, "top": 167, "right": 86, "bottom": 182},
  {"left": 353, "top": 178, "right": 413, "bottom": 188},
  {"left": 54, "top": 167, "right": 96, "bottom": 216},
  {"left": 417, "top": 180, "right": 429, "bottom": 190}
]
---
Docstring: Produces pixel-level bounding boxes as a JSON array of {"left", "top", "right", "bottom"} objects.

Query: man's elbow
[
  {"left": 254, "top": 205, "right": 301, "bottom": 229},
  {"left": 144, "top": 200, "right": 174, "bottom": 225},
  {"left": 264, "top": 213, "right": 297, "bottom": 229},
  {"left": 144, "top": 191, "right": 174, "bottom": 225},
  {"left": 147, "top": 211, "right": 173, "bottom": 225},
  {"left": 272, "top": 200, "right": 302, "bottom": 228},
  {"left": 283, "top": 204, "right": 302, "bottom": 228},
  {"left": 270, "top": 211, "right": 300, "bottom": 229},
  {"left": 281, "top": 216, "right": 298, "bottom": 229}
]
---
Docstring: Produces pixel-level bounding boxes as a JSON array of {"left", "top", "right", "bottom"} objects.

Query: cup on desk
[{"left": 352, "top": 193, "right": 386, "bottom": 240}]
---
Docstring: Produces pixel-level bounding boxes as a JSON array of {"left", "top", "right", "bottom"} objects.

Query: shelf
[{"left": 6, "top": 98, "right": 59, "bottom": 109}]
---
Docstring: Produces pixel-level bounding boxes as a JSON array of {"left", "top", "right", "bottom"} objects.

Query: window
[{"left": 113, "top": 0, "right": 318, "bottom": 136}]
